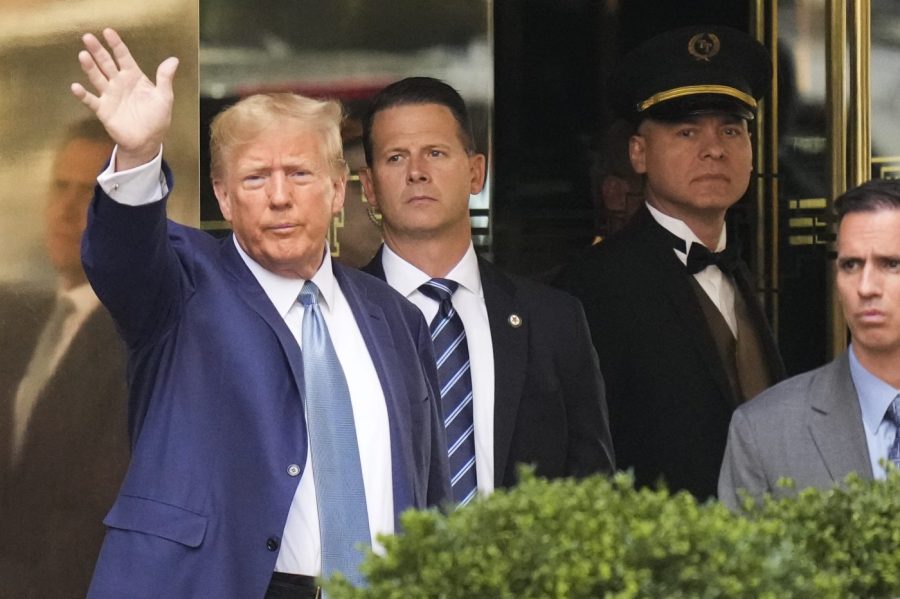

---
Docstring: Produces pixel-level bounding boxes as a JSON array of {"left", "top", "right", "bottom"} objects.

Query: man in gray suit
[{"left": 719, "top": 178, "right": 900, "bottom": 509}]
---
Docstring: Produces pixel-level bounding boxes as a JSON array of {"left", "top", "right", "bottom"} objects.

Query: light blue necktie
[
  {"left": 885, "top": 395, "right": 900, "bottom": 469},
  {"left": 299, "top": 281, "right": 370, "bottom": 588},
  {"left": 418, "top": 278, "right": 477, "bottom": 505}
]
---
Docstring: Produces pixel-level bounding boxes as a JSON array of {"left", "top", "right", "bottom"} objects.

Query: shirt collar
[
  {"left": 232, "top": 236, "right": 336, "bottom": 317},
  {"left": 646, "top": 202, "right": 727, "bottom": 256},
  {"left": 59, "top": 281, "right": 101, "bottom": 316},
  {"left": 381, "top": 242, "right": 483, "bottom": 298},
  {"left": 849, "top": 344, "right": 900, "bottom": 434}
]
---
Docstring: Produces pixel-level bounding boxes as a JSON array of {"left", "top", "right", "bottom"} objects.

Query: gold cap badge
[{"left": 687, "top": 32, "right": 720, "bottom": 61}]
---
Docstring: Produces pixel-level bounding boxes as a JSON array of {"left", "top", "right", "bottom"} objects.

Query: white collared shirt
[
  {"left": 235, "top": 242, "right": 392, "bottom": 576},
  {"left": 97, "top": 147, "right": 393, "bottom": 577},
  {"left": 646, "top": 202, "right": 738, "bottom": 336},
  {"left": 380, "top": 242, "right": 495, "bottom": 495}
]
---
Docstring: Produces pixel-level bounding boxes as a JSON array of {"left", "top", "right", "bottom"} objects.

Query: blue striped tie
[
  {"left": 299, "top": 281, "right": 370, "bottom": 587},
  {"left": 885, "top": 395, "right": 900, "bottom": 469},
  {"left": 419, "top": 278, "right": 477, "bottom": 505}
]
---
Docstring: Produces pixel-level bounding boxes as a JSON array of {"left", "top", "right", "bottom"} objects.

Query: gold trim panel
[{"left": 787, "top": 198, "right": 828, "bottom": 210}]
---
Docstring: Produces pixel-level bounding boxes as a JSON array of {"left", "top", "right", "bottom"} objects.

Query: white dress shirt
[
  {"left": 646, "top": 202, "right": 738, "bottom": 336},
  {"left": 97, "top": 146, "right": 393, "bottom": 576},
  {"left": 380, "top": 242, "right": 496, "bottom": 495}
]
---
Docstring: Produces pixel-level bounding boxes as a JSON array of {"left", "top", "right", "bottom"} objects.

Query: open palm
[{"left": 71, "top": 28, "right": 178, "bottom": 169}]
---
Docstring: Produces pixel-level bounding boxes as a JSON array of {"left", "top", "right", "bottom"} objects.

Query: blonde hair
[{"left": 209, "top": 93, "right": 348, "bottom": 180}]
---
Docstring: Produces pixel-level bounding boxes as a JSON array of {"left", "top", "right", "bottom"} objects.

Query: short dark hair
[
  {"left": 362, "top": 76, "right": 476, "bottom": 166},
  {"left": 834, "top": 178, "right": 900, "bottom": 223}
]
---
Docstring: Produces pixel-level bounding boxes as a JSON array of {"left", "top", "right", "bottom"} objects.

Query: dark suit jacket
[
  {"left": 718, "top": 351, "right": 871, "bottom": 510},
  {"left": 363, "top": 247, "right": 614, "bottom": 487},
  {"left": 557, "top": 206, "right": 785, "bottom": 498},
  {"left": 0, "top": 289, "right": 129, "bottom": 599},
  {"left": 82, "top": 164, "right": 450, "bottom": 599}
]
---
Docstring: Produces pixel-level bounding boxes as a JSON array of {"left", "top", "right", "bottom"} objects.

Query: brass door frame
[
  {"left": 827, "top": 0, "right": 871, "bottom": 357},
  {"left": 753, "top": 0, "right": 871, "bottom": 360},
  {"left": 750, "top": 1, "right": 778, "bottom": 334}
]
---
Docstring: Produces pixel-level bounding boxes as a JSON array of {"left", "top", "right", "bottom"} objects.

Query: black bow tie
[
  {"left": 664, "top": 229, "right": 740, "bottom": 275},
  {"left": 685, "top": 241, "right": 740, "bottom": 275}
]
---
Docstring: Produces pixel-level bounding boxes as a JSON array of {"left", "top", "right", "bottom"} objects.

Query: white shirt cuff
[{"left": 96, "top": 145, "right": 169, "bottom": 206}]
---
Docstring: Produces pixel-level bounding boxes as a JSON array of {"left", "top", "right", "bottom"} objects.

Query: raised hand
[{"left": 71, "top": 28, "right": 179, "bottom": 171}]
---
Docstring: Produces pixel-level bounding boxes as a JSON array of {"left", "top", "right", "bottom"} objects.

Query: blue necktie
[
  {"left": 885, "top": 395, "right": 900, "bottom": 469},
  {"left": 419, "top": 278, "right": 477, "bottom": 505},
  {"left": 299, "top": 281, "right": 370, "bottom": 587}
]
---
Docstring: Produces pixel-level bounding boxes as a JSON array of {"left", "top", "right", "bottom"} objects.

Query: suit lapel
[
  {"left": 334, "top": 262, "right": 414, "bottom": 518},
  {"left": 25, "top": 307, "right": 118, "bottom": 438},
  {"left": 220, "top": 238, "right": 306, "bottom": 394},
  {"left": 364, "top": 246, "right": 526, "bottom": 495},
  {"left": 808, "top": 352, "right": 873, "bottom": 481},
  {"left": 478, "top": 258, "right": 528, "bottom": 487},
  {"left": 0, "top": 295, "right": 52, "bottom": 483},
  {"left": 732, "top": 263, "right": 786, "bottom": 382},
  {"left": 15, "top": 305, "right": 128, "bottom": 478},
  {"left": 633, "top": 211, "right": 737, "bottom": 406}
]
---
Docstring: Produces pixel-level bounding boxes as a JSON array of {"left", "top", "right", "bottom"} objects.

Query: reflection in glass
[
  {"left": 0, "top": 3, "right": 198, "bottom": 596},
  {"left": 777, "top": 2, "right": 830, "bottom": 374},
  {"left": 871, "top": 0, "right": 900, "bottom": 178},
  {"left": 777, "top": 0, "right": 900, "bottom": 373},
  {"left": 200, "top": 0, "right": 493, "bottom": 266}
]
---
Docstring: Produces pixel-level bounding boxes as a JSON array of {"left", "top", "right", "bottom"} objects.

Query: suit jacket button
[
  {"left": 266, "top": 537, "right": 280, "bottom": 551},
  {"left": 287, "top": 464, "right": 301, "bottom": 477}
]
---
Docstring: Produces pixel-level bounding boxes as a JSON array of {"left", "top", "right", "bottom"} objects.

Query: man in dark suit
[
  {"left": 0, "top": 120, "right": 128, "bottom": 598},
  {"left": 70, "top": 29, "right": 449, "bottom": 598},
  {"left": 557, "top": 25, "right": 785, "bottom": 499},
  {"left": 358, "top": 77, "right": 614, "bottom": 502},
  {"left": 719, "top": 179, "right": 900, "bottom": 509}
]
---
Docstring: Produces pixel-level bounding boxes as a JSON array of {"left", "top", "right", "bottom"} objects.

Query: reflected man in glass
[{"left": 0, "top": 119, "right": 129, "bottom": 597}]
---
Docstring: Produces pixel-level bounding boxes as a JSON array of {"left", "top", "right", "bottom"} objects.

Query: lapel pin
[{"left": 508, "top": 314, "right": 522, "bottom": 328}]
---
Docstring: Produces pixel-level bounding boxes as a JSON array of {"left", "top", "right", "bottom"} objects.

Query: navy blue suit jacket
[{"left": 82, "top": 165, "right": 450, "bottom": 599}]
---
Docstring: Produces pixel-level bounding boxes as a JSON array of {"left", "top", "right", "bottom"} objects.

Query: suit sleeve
[
  {"left": 81, "top": 161, "right": 186, "bottom": 349},
  {"left": 718, "top": 407, "right": 770, "bottom": 511},
  {"left": 555, "top": 258, "right": 629, "bottom": 473},
  {"left": 557, "top": 295, "right": 616, "bottom": 476}
]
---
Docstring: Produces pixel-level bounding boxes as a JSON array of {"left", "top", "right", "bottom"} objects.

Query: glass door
[{"left": 760, "top": 0, "right": 895, "bottom": 374}]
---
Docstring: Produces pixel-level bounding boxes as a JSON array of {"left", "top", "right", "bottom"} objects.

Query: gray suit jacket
[{"left": 718, "top": 351, "right": 872, "bottom": 510}]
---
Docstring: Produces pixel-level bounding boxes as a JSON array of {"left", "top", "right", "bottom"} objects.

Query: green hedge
[{"left": 326, "top": 470, "right": 900, "bottom": 598}]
